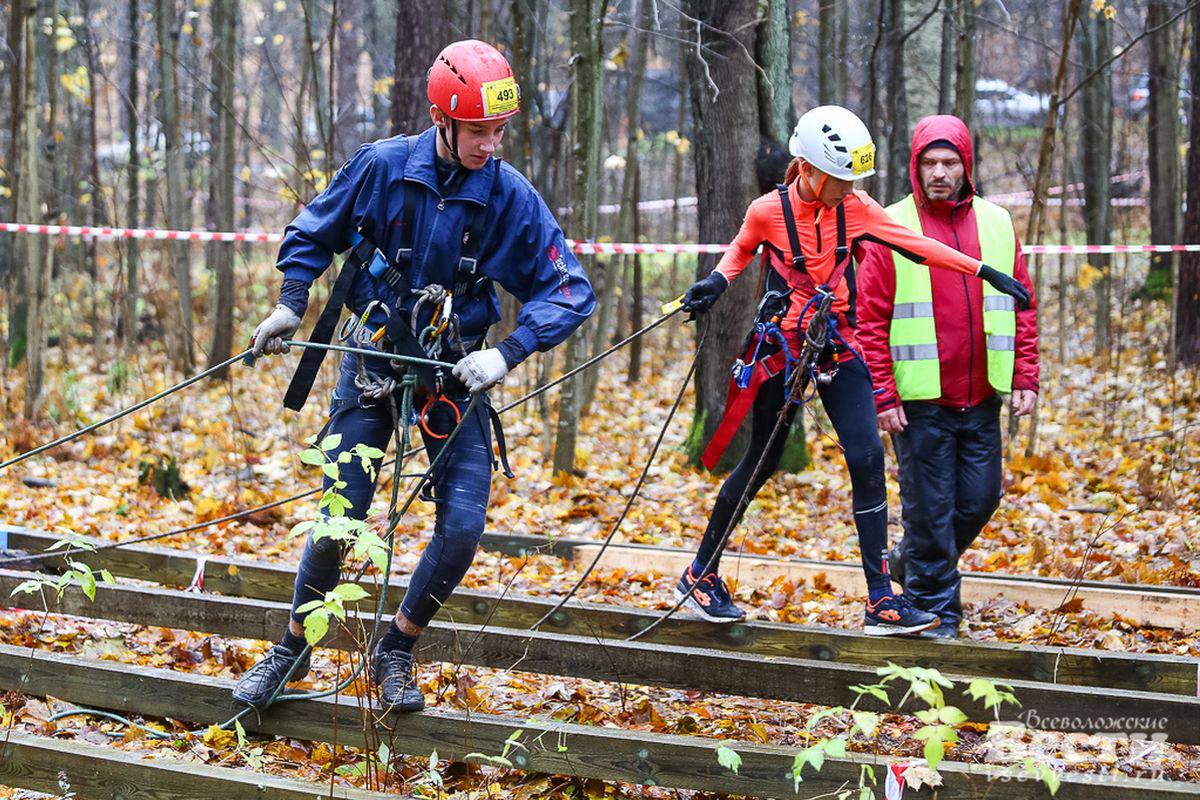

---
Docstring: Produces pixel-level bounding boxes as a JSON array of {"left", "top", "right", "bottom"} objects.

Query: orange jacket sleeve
[
  {"left": 714, "top": 199, "right": 768, "bottom": 284},
  {"left": 858, "top": 195, "right": 982, "bottom": 277}
]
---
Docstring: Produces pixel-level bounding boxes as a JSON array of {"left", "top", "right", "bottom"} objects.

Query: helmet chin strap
[
  {"left": 799, "top": 169, "right": 831, "bottom": 224},
  {"left": 438, "top": 117, "right": 462, "bottom": 163}
]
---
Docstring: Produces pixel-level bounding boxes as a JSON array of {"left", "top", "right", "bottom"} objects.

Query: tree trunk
[
  {"left": 122, "top": 0, "right": 141, "bottom": 349},
  {"left": 681, "top": 0, "right": 762, "bottom": 470},
  {"left": 207, "top": 0, "right": 238, "bottom": 376},
  {"left": 1176, "top": 0, "right": 1200, "bottom": 366},
  {"left": 1077, "top": 8, "right": 1113, "bottom": 358},
  {"left": 937, "top": 0, "right": 954, "bottom": 113},
  {"left": 1144, "top": 0, "right": 1181, "bottom": 298},
  {"left": 507, "top": 0, "right": 536, "bottom": 176},
  {"left": 835, "top": 1, "right": 849, "bottom": 101},
  {"left": 1024, "top": 0, "right": 1083, "bottom": 252},
  {"left": 884, "top": 0, "right": 909, "bottom": 204},
  {"left": 905, "top": 0, "right": 943, "bottom": 122},
  {"left": 551, "top": 0, "right": 604, "bottom": 476},
  {"left": 952, "top": 0, "right": 975, "bottom": 129},
  {"left": 818, "top": 0, "right": 836, "bottom": 104},
  {"left": 157, "top": 0, "right": 196, "bottom": 372},
  {"left": 334, "top": 0, "right": 360, "bottom": 162},
  {"left": 6, "top": 0, "right": 29, "bottom": 369},
  {"left": 390, "top": 0, "right": 444, "bottom": 135},
  {"left": 623, "top": 0, "right": 652, "bottom": 384},
  {"left": 81, "top": 0, "right": 105, "bottom": 353},
  {"left": 579, "top": 0, "right": 634, "bottom": 411},
  {"left": 665, "top": 35, "right": 689, "bottom": 353},
  {"left": 24, "top": 0, "right": 55, "bottom": 417},
  {"left": 758, "top": 0, "right": 791, "bottom": 144}
]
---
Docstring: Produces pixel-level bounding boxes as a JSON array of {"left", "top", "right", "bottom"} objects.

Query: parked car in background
[
  {"left": 975, "top": 78, "right": 1049, "bottom": 127},
  {"left": 1128, "top": 73, "right": 1192, "bottom": 120}
]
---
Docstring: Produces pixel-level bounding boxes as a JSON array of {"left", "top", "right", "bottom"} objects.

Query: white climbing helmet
[{"left": 788, "top": 105, "right": 877, "bottom": 181}]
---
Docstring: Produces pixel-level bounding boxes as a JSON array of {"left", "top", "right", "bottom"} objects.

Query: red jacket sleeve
[
  {"left": 1011, "top": 232, "right": 1039, "bottom": 393},
  {"left": 855, "top": 240, "right": 902, "bottom": 412}
]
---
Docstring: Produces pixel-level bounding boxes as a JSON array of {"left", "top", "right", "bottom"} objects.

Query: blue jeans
[{"left": 290, "top": 357, "right": 493, "bottom": 629}]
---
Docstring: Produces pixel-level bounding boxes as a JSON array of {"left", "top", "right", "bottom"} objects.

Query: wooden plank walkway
[
  {"left": 4, "top": 569, "right": 1200, "bottom": 746},
  {"left": 0, "top": 731, "right": 392, "bottom": 799},
  {"left": 3, "top": 527, "right": 1196, "bottom": 696},
  {"left": 0, "top": 644, "right": 1195, "bottom": 799},
  {"left": 9, "top": 524, "right": 1196, "bottom": 629}
]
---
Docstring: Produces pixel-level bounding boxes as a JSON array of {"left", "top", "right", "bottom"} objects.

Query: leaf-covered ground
[{"left": 0, "top": 263, "right": 1197, "bottom": 796}]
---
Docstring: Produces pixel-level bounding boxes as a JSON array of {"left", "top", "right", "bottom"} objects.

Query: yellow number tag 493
[{"left": 481, "top": 77, "right": 520, "bottom": 117}]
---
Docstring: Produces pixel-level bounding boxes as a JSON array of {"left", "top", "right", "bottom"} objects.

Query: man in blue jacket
[{"left": 234, "top": 40, "right": 595, "bottom": 712}]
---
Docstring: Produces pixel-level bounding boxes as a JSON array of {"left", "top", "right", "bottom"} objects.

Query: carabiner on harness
[{"left": 338, "top": 300, "right": 392, "bottom": 348}]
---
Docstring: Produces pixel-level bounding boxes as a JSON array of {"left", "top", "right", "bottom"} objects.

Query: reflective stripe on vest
[{"left": 885, "top": 194, "right": 1018, "bottom": 400}]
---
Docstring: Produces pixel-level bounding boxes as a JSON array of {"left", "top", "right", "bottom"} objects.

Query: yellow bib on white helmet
[{"left": 788, "top": 105, "right": 877, "bottom": 181}]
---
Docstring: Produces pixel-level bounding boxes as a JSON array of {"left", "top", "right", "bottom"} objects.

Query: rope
[
  {"left": 0, "top": 309, "right": 682, "bottom": 568},
  {"left": 529, "top": 317, "right": 709, "bottom": 630}
]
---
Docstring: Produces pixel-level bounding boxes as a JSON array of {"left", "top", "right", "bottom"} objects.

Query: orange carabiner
[{"left": 419, "top": 393, "right": 461, "bottom": 440}]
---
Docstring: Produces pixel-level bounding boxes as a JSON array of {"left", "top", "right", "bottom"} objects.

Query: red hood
[{"left": 909, "top": 115, "right": 975, "bottom": 218}]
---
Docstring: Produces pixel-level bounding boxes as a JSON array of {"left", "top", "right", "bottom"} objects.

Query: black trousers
[
  {"left": 696, "top": 356, "right": 890, "bottom": 588},
  {"left": 891, "top": 396, "right": 1003, "bottom": 624}
]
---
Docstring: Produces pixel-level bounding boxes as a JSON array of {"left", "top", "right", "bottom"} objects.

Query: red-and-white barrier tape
[
  {"left": 0, "top": 222, "right": 281, "bottom": 243},
  {"left": 3, "top": 221, "right": 1199, "bottom": 256}
]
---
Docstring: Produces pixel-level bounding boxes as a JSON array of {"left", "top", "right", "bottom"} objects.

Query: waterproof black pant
[
  {"left": 695, "top": 357, "right": 891, "bottom": 589},
  {"left": 891, "top": 396, "right": 1003, "bottom": 624}
]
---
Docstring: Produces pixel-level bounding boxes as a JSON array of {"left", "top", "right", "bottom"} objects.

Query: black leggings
[{"left": 694, "top": 356, "right": 891, "bottom": 589}]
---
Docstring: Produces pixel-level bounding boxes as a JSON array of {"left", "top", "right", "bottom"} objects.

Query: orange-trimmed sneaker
[
  {"left": 864, "top": 593, "right": 938, "bottom": 636},
  {"left": 674, "top": 565, "right": 746, "bottom": 623}
]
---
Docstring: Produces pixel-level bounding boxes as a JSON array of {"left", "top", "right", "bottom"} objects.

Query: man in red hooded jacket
[{"left": 857, "top": 115, "right": 1039, "bottom": 637}]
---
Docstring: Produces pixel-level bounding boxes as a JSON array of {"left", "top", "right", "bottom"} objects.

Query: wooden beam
[
  {"left": 2, "top": 527, "right": 1196, "bottom": 697},
  {"left": 4, "top": 571, "right": 1199, "bottom": 746},
  {"left": 0, "top": 645, "right": 1195, "bottom": 799},
  {"left": 0, "top": 731, "right": 391, "bottom": 799},
  {"left": 570, "top": 543, "right": 1200, "bottom": 630}
]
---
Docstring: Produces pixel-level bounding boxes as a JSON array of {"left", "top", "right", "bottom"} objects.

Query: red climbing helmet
[{"left": 427, "top": 40, "right": 521, "bottom": 122}]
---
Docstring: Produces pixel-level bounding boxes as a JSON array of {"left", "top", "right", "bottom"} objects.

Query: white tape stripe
[{"left": 4, "top": 221, "right": 1200, "bottom": 256}]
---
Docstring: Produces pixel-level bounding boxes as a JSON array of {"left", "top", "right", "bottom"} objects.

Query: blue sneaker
[
  {"left": 864, "top": 593, "right": 939, "bottom": 636},
  {"left": 674, "top": 565, "right": 745, "bottom": 623}
]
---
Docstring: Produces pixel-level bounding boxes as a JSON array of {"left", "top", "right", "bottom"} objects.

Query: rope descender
[{"left": 419, "top": 372, "right": 460, "bottom": 440}]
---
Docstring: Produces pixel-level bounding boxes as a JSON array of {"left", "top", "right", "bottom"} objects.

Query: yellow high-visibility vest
[{"left": 885, "top": 194, "right": 1017, "bottom": 399}]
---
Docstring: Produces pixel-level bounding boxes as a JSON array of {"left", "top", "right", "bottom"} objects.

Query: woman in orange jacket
[{"left": 677, "top": 105, "right": 1029, "bottom": 635}]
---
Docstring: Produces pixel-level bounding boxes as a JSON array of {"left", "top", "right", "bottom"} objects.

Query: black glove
[
  {"left": 978, "top": 264, "right": 1031, "bottom": 311},
  {"left": 682, "top": 272, "right": 729, "bottom": 314}
]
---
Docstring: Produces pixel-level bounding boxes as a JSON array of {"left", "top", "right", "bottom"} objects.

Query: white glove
[
  {"left": 452, "top": 348, "right": 509, "bottom": 393},
  {"left": 251, "top": 305, "right": 302, "bottom": 356}
]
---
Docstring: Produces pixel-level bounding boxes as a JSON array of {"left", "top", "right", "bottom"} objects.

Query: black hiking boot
[
  {"left": 371, "top": 648, "right": 425, "bottom": 712},
  {"left": 232, "top": 643, "right": 311, "bottom": 709}
]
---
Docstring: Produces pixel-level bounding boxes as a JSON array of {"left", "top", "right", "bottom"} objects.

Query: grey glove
[
  {"left": 251, "top": 304, "right": 302, "bottom": 356},
  {"left": 452, "top": 348, "right": 509, "bottom": 393}
]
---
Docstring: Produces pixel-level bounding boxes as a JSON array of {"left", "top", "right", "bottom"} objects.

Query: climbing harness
[
  {"left": 700, "top": 185, "right": 853, "bottom": 471},
  {"left": 284, "top": 161, "right": 499, "bottom": 413}
]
